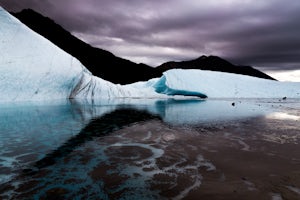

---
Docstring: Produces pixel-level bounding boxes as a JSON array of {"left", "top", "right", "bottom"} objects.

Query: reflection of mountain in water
[
  {"left": 72, "top": 98, "right": 270, "bottom": 125},
  {"left": 34, "top": 108, "right": 161, "bottom": 169},
  {"left": 0, "top": 98, "right": 270, "bottom": 177},
  {"left": 32, "top": 98, "right": 269, "bottom": 169}
]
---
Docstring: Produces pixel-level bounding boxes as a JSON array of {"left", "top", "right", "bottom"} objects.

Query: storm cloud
[{"left": 1, "top": 0, "right": 300, "bottom": 71}]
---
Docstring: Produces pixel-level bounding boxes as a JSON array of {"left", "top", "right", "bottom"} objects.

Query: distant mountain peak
[
  {"left": 157, "top": 55, "right": 276, "bottom": 80},
  {"left": 18, "top": 8, "right": 40, "bottom": 14},
  {"left": 194, "top": 55, "right": 229, "bottom": 63},
  {"left": 196, "top": 55, "right": 208, "bottom": 60}
]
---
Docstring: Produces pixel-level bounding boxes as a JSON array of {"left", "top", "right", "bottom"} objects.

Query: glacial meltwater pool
[{"left": 0, "top": 98, "right": 300, "bottom": 199}]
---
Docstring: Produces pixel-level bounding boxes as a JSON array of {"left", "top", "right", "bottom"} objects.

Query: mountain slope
[
  {"left": 13, "top": 9, "right": 275, "bottom": 83},
  {"left": 156, "top": 55, "right": 276, "bottom": 80},
  {"left": 12, "top": 9, "right": 159, "bottom": 84}
]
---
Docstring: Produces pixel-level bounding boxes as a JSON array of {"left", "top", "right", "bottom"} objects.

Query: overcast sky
[{"left": 1, "top": 0, "right": 300, "bottom": 74}]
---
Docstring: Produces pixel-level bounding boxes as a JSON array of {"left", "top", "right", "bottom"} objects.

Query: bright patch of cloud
[{"left": 266, "top": 70, "right": 300, "bottom": 82}]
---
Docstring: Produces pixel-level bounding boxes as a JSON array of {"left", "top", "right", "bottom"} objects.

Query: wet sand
[
  {"left": 1, "top": 101, "right": 300, "bottom": 199},
  {"left": 184, "top": 117, "right": 300, "bottom": 200}
]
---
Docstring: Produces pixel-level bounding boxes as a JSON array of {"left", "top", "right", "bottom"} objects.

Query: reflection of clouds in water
[
  {"left": 267, "top": 112, "right": 300, "bottom": 121},
  {"left": 262, "top": 111, "right": 300, "bottom": 144}
]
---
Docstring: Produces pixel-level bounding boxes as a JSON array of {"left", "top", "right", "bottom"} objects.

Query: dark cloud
[{"left": 1, "top": 0, "right": 300, "bottom": 71}]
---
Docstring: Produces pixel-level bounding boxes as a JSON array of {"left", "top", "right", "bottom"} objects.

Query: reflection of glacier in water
[
  {"left": 154, "top": 98, "right": 272, "bottom": 125},
  {"left": 0, "top": 98, "right": 275, "bottom": 199}
]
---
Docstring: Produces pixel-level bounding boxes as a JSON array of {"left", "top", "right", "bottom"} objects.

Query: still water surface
[{"left": 0, "top": 98, "right": 299, "bottom": 199}]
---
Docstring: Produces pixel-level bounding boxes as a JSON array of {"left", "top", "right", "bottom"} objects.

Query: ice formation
[
  {"left": 0, "top": 7, "right": 162, "bottom": 102},
  {"left": 1, "top": 7, "right": 299, "bottom": 102},
  {"left": 152, "top": 69, "right": 300, "bottom": 98}
]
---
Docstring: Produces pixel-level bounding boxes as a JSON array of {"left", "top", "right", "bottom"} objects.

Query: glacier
[
  {"left": 1, "top": 6, "right": 300, "bottom": 102},
  {"left": 149, "top": 69, "right": 300, "bottom": 98},
  {"left": 0, "top": 7, "right": 163, "bottom": 102}
]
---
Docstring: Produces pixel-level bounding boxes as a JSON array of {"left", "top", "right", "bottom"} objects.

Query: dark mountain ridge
[
  {"left": 12, "top": 9, "right": 275, "bottom": 83},
  {"left": 157, "top": 55, "right": 276, "bottom": 80},
  {"left": 13, "top": 9, "right": 159, "bottom": 84}
]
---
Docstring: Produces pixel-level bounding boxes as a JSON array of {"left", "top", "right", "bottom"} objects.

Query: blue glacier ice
[{"left": 154, "top": 75, "right": 207, "bottom": 98}]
